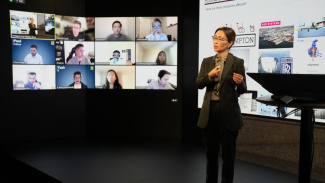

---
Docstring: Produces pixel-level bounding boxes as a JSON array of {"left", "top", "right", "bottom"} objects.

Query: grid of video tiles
[{"left": 11, "top": 10, "right": 178, "bottom": 90}]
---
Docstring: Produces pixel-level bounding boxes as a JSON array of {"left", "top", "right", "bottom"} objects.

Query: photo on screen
[
  {"left": 136, "top": 17, "right": 178, "bottom": 41},
  {"left": 95, "top": 42, "right": 135, "bottom": 65},
  {"left": 259, "top": 25, "right": 294, "bottom": 49},
  {"left": 135, "top": 66, "right": 177, "bottom": 90},
  {"left": 63, "top": 41, "right": 95, "bottom": 65},
  {"left": 135, "top": 42, "right": 177, "bottom": 65},
  {"left": 294, "top": 38, "right": 325, "bottom": 74},
  {"left": 95, "top": 65, "right": 135, "bottom": 89},
  {"left": 12, "top": 38, "right": 55, "bottom": 64},
  {"left": 10, "top": 10, "right": 55, "bottom": 40},
  {"left": 258, "top": 51, "right": 290, "bottom": 73},
  {"left": 95, "top": 17, "right": 136, "bottom": 41},
  {"left": 55, "top": 15, "right": 95, "bottom": 41},
  {"left": 13, "top": 65, "right": 56, "bottom": 90},
  {"left": 298, "top": 15, "right": 325, "bottom": 38},
  {"left": 56, "top": 65, "right": 95, "bottom": 89}
]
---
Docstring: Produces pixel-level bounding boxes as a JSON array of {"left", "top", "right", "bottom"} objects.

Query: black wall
[{"left": 1, "top": 0, "right": 202, "bottom": 143}]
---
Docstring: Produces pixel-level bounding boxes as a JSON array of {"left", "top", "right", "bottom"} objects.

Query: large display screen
[
  {"left": 199, "top": 0, "right": 325, "bottom": 123},
  {"left": 11, "top": 10, "right": 178, "bottom": 90}
]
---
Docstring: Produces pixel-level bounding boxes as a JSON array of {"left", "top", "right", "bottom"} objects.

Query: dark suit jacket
[{"left": 196, "top": 53, "right": 247, "bottom": 131}]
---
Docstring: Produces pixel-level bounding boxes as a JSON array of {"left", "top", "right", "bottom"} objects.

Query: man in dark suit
[{"left": 196, "top": 27, "right": 247, "bottom": 183}]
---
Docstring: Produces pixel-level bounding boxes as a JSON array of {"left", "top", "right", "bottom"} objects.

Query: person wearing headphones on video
[
  {"left": 110, "top": 50, "right": 126, "bottom": 65},
  {"left": 68, "top": 71, "right": 88, "bottom": 89}
]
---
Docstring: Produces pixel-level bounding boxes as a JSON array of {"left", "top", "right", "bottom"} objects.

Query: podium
[{"left": 256, "top": 95, "right": 325, "bottom": 183}]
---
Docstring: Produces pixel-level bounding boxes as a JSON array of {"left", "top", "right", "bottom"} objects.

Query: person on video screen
[
  {"left": 110, "top": 50, "right": 125, "bottom": 65},
  {"left": 155, "top": 51, "right": 167, "bottom": 65},
  {"left": 146, "top": 18, "right": 168, "bottom": 41},
  {"left": 196, "top": 27, "right": 247, "bottom": 183},
  {"left": 66, "top": 44, "right": 91, "bottom": 65},
  {"left": 68, "top": 71, "right": 88, "bottom": 89},
  {"left": 24, "top": 72, "right": 42, "bottom": 90},
  {"left": 28, "top": 18, "right": 39, "bottom": 36},
  {"left": 67, "top": 20, "right": 84, "bottom": 41},
  {"left": 147, "top": 69, "right": 175, "bottom": 90},
  {"left": 24, "top": 44, "right": 43, "bottom": 64},
  {"left": 102, "top": 69, "right": 122, "bottom": 89},
  {"left": 105, "top": 21, "right": 130, "bottom": 41}
]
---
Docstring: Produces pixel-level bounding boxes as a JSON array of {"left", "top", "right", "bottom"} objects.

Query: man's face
[
  {"left": 74, "top": 74, "right": 81, "bottom": 84},
  {"left": 75, "top": 46, "right": 84, "bottom": 58},
  {"left": 112, "top": 23, "right": 121, "bottom": 35},
  {"left": 72, "top": 23, "right": 81, "bottom": 37},
  {"left": 113, "top": 52, "right": 120, "bottom": 59},
  {"left": 28, "top": 74, "right": 36, "bottom": 84},
  {"left": 158, "top": 74, "right": 170, "bottom": 86},
  {"left": 152, "top": 21, "right": 162, "bottom": 33},
  {"left": 30, "top": 47, "right": 37, "bottom": 56}
]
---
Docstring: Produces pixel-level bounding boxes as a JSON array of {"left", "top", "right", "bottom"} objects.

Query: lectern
[{"left": 247, "top": 73, "right": 325, "bottom": 183}]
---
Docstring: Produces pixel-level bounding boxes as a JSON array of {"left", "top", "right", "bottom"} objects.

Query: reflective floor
[{"left": 1, "top": 137, "right": 323, "bottom": 183}]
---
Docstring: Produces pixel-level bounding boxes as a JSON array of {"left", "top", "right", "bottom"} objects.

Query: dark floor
[{"left": 1, "top": 137, "right": 324, "bottom": 183}]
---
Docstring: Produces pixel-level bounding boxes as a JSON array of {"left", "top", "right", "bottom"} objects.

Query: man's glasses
[
  {"left": 152, "top": 25, "right": 162, "bottom": 28},
  {"left": 113, "top": 26, "right": 121, "bottom": 29},
  {"left": 212, "top": 36, "right": 228, "bottom": 42}
]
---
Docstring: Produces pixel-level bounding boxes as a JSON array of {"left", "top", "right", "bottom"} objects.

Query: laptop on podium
[{"left": 247, "top": 73, "right": 325, "bottom": 103}]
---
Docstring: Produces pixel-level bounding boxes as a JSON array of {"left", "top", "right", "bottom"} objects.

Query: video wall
[
  {"left": 199, "top": 0, "right": 325, "bottom": 122},
  {"left": 11, "top": 10, "right": 178, "bottom": 90}
]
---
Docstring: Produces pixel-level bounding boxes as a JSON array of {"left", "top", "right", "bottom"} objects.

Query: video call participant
[
  {"left": 102, "top": 69, "right": 122, "bottom": 89},
  {"left": 110, "top": 50, "right": 125, "bottom": 65},
  {"left": 105, "top": 21, "right": 130, "bottom": 41},
  {"left": 147, "top": 69, "right": 175, "bottom": 90},
  {"left": 24, "top": 72, "right": 42, "bottom": 90},
  {"left": 155, "top": 51, "right": 167, "bottom": 65},
  {"left": 67, "top": 20, "right": 84, "bottom": 41},
  {"left": 28, "top": 18, "right": 39, "bottom": 36},
  {"left": 146, "top": 18, "right": 168, "bottom": 41},
  {"left": 196, "top": 27, "right": 247, "bottom": 183},
  {"left": 66, "top": 44, "right": 92, "bottom": 65},
  {"left": 68, "top": 71, "right": 88, "bottom": 89},
  {"left": 24, "top": 44, "right": 43, "bottom": 64}
]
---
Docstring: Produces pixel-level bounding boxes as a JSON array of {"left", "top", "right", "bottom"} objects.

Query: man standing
[{"left": 28, "top": 18, "right": 39, "bottom": 36}]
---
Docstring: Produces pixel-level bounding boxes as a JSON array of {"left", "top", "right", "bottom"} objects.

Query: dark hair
[
  {"left": 113, "top": 50, "right": 120, "bottom": 56},
  {"left": 214, "top": 27, "right": 236, "bottom": 49},
  {"left": 66, "top": 44, "right": 84, "bottom": 62},
  {"left": 155, "top": 51, "right": 167, "bottom": 65},
  {"left": 158, "top": 70, "right": 171, "bottom": 79},
  {"left": 30, "top": 44, "right": 37, "bottom": 49},
  {"left": 73, "top": 71, "right": 82, "bottom": 77},
  {"left": 28, "top": 72, "right": 36, "bottom": 76},
  {"left": 75, "top": 43, "right": 84, "bottom": 49},
  {"left": 103, "top": 69, "right": 122, "bottom": 89},
  {"left": 112, "top": 21, "right": 122, "bottom": 28},
  {"left": 153, "top": 18, "right": 162, "bottom": 25}
]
